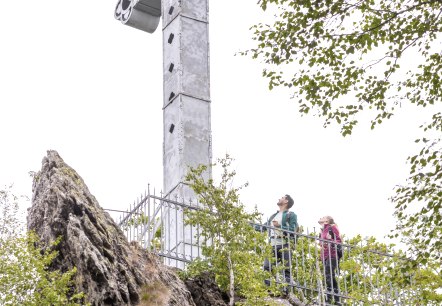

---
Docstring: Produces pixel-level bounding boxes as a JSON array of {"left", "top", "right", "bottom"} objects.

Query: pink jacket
[{"left": 320, "top": 224, "right": 342, "bottom": 260}]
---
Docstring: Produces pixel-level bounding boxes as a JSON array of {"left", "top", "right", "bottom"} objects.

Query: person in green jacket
[{"left": 261, "top": 194, "right": 298, "bottom": 290}]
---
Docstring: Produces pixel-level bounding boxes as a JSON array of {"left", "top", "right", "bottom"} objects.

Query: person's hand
[
  {"left": 326, "top": 233, "right": 332, "bottom": 240},
  {"left": 272, "top": 220, "right": 280, "bottom": 227}
]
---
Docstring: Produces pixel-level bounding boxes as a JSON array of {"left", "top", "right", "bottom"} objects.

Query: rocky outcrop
[
  {"left": 27, "top": 150, "right": 195, "bottom": 306},
  {"left": 184, "top": 272, "right": 228, "bottom": 306},
  {"left": 183, "top": 272, "right": 304, "bottom": 306}
]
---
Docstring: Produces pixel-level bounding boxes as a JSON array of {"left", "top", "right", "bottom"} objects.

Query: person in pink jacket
[{"left": 319, "top": 216, "right": 342, "bottom": 305}]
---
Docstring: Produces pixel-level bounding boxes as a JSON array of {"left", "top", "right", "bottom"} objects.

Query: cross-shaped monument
[{"left": 114, "top": 0, "right": 212, "bottom": 266}]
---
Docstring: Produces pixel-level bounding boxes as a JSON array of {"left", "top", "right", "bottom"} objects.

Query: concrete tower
[
  {"left": 115, "top": 0, "right": 212, "bottom": 265},
  {"left": 162, "top": 1, "right": 211, "bottom": 199}
]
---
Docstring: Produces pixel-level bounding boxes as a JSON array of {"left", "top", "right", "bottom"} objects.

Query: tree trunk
[{"left": 227, "top": 253, "right": 235, "bottom": 306}]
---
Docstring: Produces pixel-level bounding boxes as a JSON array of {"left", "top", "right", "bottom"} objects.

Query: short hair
[{"left": 285, "top": 194, "right": 294, "bottom": 209}]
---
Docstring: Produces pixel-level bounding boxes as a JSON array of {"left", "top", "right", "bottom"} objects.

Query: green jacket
[{"left": 266, "top": 210, "right": 298, "bottom": 234}]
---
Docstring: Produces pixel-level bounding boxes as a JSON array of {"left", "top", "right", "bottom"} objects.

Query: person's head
[
  {"left": 318, "top": 215, "right": 335, "bottom": 227},
  {"left": 277, "top": 194, "right": 294, "bottom": 210}
]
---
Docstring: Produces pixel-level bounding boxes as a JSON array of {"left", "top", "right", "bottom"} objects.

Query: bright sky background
[{"left": 0, "top": 1, "right": 433, "bottom": 244}]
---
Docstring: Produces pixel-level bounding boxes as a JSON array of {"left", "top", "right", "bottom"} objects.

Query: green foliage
[
  {"left": 0, "top": 233, "right": 85, "bottom": 305},
  {"left": 287, "top": 234, "right": 321, "bottom": 304},
  {"left": 248, "top": 0, "right": 441, "bottom": 134},
  {"left": 247, "top": 0, "right": 442, "bottom": 272},
  {"left": 0, "top": 186, "right": 85, "bottom": 305},
  {"left": 352, "top": 235, "right": 441, "bottom": 305},
  {"left": 184, "top": 155, "right": 275, "bottom": 305},
  {"left": 290, "top": 232, "right": 442, "bottom": 305},
  {"left": 391, "top": 113, "right": 442, "bottom": 268},
  {"left": 178, "top": 258, "right": 212, "bottom": 280},
  {"left": 0, "top": 185, "right": 25, "bottom": 239}
]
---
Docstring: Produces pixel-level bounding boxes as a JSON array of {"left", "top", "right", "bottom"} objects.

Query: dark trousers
[
  {"left": 264, "top": 244, "right": 292, "bottom": 286},
  {"left": 324, "top": 257, "right": 340, "bottom": 304}
]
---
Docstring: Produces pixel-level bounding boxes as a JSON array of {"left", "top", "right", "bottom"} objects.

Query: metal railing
[
  {"left": 252, "top": 225, "right": 420, "bottom": 305},
  {"left": 107, "top": 189, "right": 421, "bottom": 305},
  {"left": 110, "top": 186, "right": 203, "bottom": 266}
]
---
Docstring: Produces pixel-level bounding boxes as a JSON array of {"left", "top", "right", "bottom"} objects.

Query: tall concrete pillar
[
  {"left": 115, "top": 0, "right": 212, "bottom": 266},
  {"left": 162, "top": 0, "right": 212, "bottom": 199},
  {"left": 162, "top": 0, "right": 212, "bottom": 266}
]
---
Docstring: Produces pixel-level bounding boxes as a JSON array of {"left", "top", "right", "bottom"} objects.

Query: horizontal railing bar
[
  {"left": 156, "top": 251, "right": 194, "bottom": 264},
  {"left": 104, "top": 208, "right": 143, "bottom": 214},
  {"left": 115, "top": 194, "right": 201, "bottom": 227},
  {"left": 117, "top": 195, "right": 150, "bottom": 226},
  {"left": 251, "top": 222, "right": 405, "bottom": 259},
  {"left": 149, "top": 194, "right": 200, "bottom": 210}
]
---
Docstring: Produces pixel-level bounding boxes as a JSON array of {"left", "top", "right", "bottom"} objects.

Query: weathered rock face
[
  {"left": 184, "top": 272, "right": 228, "bottom": 306},
  {"left": 27, "top": 150, "right": 196, "bottom": 306}
]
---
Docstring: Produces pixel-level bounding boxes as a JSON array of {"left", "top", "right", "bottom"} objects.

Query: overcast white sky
[{"left": 0, "top": 1, "right": 433, "bottom": 243}]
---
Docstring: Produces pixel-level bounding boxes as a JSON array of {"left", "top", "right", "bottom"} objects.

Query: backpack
[
  {"left": 327, "top": 226, "right": 343, "bottom": 260},
  {"left": 285, "top": 211, "right": 299, "bottom": 240}
]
